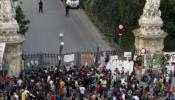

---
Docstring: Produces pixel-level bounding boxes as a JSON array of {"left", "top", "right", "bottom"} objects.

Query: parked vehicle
[{"left": 66, "top": 0, "right": 80, "bottom": 8}]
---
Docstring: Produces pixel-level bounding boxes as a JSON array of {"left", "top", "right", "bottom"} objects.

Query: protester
[{"left": 0, "top": 56, "right": 173, "bottom": 100}]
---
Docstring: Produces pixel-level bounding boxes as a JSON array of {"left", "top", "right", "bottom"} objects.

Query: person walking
[
  {"left": 38, "top": 0, "right": 43, "bottom": 13},
  {"left": 65, "top": 4, "right": 70, "bottom": 16}
]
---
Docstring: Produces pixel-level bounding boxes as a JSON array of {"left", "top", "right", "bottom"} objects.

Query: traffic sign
[
  {"left": 140, "top": 48, "right": 146, "bottom": 54},
  {"left": 117, "top": 24, "right": 124, "bottom": 36},
  {"left": 119, "top": 24, "right": 124, "bottom": 30}
]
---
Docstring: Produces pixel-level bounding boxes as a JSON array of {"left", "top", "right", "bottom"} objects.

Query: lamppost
[
  {"left": 149, "top": 52, "right": 154, "bottom": 71},
  {"left": 95, "top": 46, "right": 100, "bottom": 66},
  {"left": 59, "top": 33, "right": 64, "bottom": 67},
  {"left": 140, "top": 48, "right": 146, "bottom": 75}
]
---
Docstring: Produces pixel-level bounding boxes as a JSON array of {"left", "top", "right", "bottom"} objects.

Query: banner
[
  {"left": 164, "top": 52, "right": 175, "bottom": 73},
  {"left": 30, "top": 60, "right": 34, "bottom": 65},
  {"left": 145, "top": 52, "right": 163, "bottom": 69},
  {"left": 106, "top": 60, "right": 134, "bottom": 75},
  {"left": 164, "top": 52, "right": 175, "bottom": 62},
  {"left": 0, "top": 43, "right": 6, "bottom": 63},
  {"left": 166, "top": 65, "right": 174, "bottom": 74},
  {"left": 124, "top": 52, "right": 132, "bottom": 58},
  {"left": 64, "top": 54, "right": 75, "bottom": 62},
  {"left": 106, "top": 55, "right": 134, "bottom": 75},
  {"left": 81, "top": 54, "right": 94, "bottom": 62}
]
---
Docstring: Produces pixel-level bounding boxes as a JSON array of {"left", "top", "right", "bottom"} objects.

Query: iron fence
[{"left": 22, "top": 50, "right": 135, "bottom": 69}]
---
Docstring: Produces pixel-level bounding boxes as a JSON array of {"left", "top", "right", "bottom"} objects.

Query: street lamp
[
  {"left": 95, "top": 46, "right": 100, "bottom": 66},
  {"left": 59, "top": 33, "right": 64, "bottom": 67},
  {"left": 149, "top": 52, "right": 154, "bottom": 71},
  {"left": 59, "top": 33, "right": 64, "bottom": 38},
  {"left": 60, "top": 41, "right": 64, "bottom": 46},
  {"left": 140, "top": 48, "right": 146, "bottom": 75}
]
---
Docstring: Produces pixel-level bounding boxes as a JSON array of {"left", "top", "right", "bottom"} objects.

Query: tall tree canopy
[{"left": 82, "top": 0, "right": 175, "bottom": 51}]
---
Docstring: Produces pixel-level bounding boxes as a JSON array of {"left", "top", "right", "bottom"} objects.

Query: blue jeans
[{"left": 169, "top": 95, "right": 175, "bottom": 100}]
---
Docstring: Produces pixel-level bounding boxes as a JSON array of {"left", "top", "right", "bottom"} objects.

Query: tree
[
  {"left": 83, "top": 0, "right": 145, "bottom": 50},
  {"left": 160, "top": 0, "right": 175, "bottom": 51},
  {"left": 83, "top": 0, "right": 175, "bottom": 51},
  {"left": 15, "top": 6, "right": 30, "bottom": 35}
]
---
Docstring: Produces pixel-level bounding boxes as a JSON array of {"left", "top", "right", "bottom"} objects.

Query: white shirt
[
  {"left": 47, "top": 76, "right": 50, "bottom": 82},
  {"left": 153, "top": 78, "right": 157, "bottom": 84},
  {"left": 133, "top": 95, "right": 139, "bottom": 100},
  {"left": 30, "top": 79, "right": 34, "bottom": 83},
  {"left": 166, "top": 76, "right": 170, "bottom": 83},
  {"left": 121, "top": 78, "right": 125, "bottom": 84},
  {"left": 17, "top": 79, "right": 23, "bottom": 86},
  {"left": 75, "top": 81, "right": 78, "bottom": 86},
  {"left": 122, "top": 93, "right": 125, "bottom": 100},
  {"left": 14, "top": 93, "right": 19, "bottom": 100},
  {"left": 49, "top": 80, "right": 53, "bottom": 85},
  {"left": 79, "top": 86, "right": 86, "bottom": 94},
  {"left": 113, "top": 96, "right": 116, "bottom": 100}
]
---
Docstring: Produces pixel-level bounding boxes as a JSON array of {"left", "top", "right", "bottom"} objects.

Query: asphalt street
[{"left": 21, "top": 0, "right": 111, "bottom": 54}]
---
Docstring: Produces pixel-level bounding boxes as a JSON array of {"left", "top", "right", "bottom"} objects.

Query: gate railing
[{"left": 22, "top": 50, "right": 136, "bottom": 69}]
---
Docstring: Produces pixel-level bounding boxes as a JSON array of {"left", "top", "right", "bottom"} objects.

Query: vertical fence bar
[
  {"left": 39, "top": 53, "right": 44, "bottom": 68},
  {"left": 77, "top": 52, "right": 80, "bottom": 66},
  {"left": 56, "top": 54, "right": 59, "bottom": 67},
  {"left": 51, "top": 54, "right": 54, "bottom": 66}
]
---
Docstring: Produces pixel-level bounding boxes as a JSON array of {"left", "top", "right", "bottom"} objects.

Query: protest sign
[
  {"left": 35, "top": 60, "right": 39, "bottom": 65},
  {"left": 30, "top": 60, "right": 34, "bottom": 65},
  {"left": 164, "top": 52, "right": 175, "bottom": 62},
  {"left": 0, "top": 43, "right": 6, "bottom": 63},
  {"left": 64, "top": 54, "right": 75, "bottom": 62},
  {"left": 106, "top": 55, "right": 134, "bottom": 75},
  {"left": 80, "top": 54, "right": 94, "bottom": 62},
  {"left": 124, "top": 52, "right": 132, "bottom": 58},
  {"left": 166, "top": 65, "right": 174, "bottom": 74}
]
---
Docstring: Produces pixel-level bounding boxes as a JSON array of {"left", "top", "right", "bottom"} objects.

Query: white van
[{"left": 66, "top": 0, "right": 80, "bottom": 8}]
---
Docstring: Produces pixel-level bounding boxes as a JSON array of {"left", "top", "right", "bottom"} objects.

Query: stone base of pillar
[
  {"left": 133, "top": 29, "right": 167, "bottom": 55},
  {"left": 3, "top": 45, "right": 22, "bottom": 77},
  {"left": 0, "top": 0, "right": 25, "bottom": 77},
  {"left": 0, "top": 24, "right": 24, "bottom": 77}
]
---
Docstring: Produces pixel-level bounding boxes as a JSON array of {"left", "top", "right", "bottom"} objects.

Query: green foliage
[
  {"left": 82, "top": 0, "right": 145, "bottom": 50},
  {"left": 15, "top": 6, "right": 30, "bottom": 35},
  {"left": 82, "top": 0, "right": 175, "bottom": 51},
  {"left": 160, "top": 0, "right": 175, "bottom": 51}
]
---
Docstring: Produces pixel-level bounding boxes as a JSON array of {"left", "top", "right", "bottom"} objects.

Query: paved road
[{"left": 21, "top": 0, "right": 111, "bottom": 54}]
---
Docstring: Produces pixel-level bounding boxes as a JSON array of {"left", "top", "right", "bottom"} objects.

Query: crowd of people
[{"left": 0, "top": 61, "right": 175, "bottom": 100}]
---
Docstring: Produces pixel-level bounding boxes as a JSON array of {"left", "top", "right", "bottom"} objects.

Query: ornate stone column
[
  {"left": 0, "top": 0, "right": 25, "bottom": 77},
  {"left": 133, "top": 0, "right": 167, "bottom": 55}
]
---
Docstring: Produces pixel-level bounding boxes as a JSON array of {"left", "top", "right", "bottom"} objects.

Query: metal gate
[{"left": 22, "top": 50, "right": 133, "bottom": 69}]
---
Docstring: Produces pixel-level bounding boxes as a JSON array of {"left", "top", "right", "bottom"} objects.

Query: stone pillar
[
  {"left": 0, "top": 0, "right": 25, "bottom": 77},
  {"left": 3, "top": 44, "right": 23, "bottom": 77},
  {"left": 133, "top": 0, "right": 167, "bottom": 55},
  {"left": 0, "top": 29, "right": 25, "bottom": 77}
]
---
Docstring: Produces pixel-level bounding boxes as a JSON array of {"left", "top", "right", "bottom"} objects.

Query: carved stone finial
[
  {"left": 0, "top": 0, "right": 14, "bottom": 23},
  {"left": 138, "top": 0, "right": 164, "bottom": 35},
  {"left": 133, "top": 0, "right": 167, "bottom": 54},
  {"left": 142, "top": 0, "right": 161, "bottom": 18}
]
